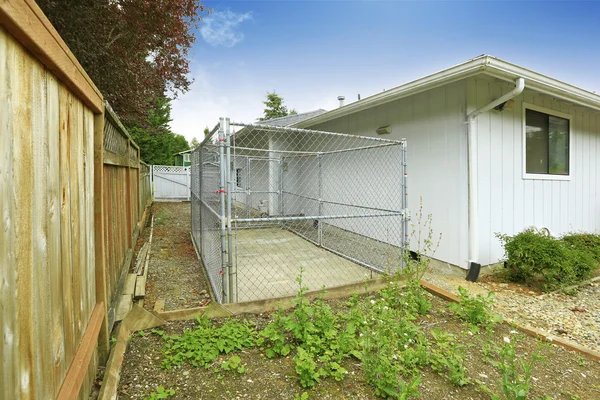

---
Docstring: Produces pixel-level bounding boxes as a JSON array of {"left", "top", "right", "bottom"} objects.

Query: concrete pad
[{"left": 233, "top": 227, "right": 376, "bottom": 302}]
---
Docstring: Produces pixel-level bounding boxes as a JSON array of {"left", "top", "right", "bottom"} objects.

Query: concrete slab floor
[{"left": 232, "top": 227, "right": 377, "bottom": 302}]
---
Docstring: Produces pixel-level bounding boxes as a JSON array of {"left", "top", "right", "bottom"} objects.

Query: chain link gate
[{"left": 191, "top": 118, "right": 408, "bottom": 303}]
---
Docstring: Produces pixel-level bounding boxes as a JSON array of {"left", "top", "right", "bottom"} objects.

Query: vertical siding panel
[
  {"left": 581, "top": 110, "right": 591, "bottom": 231},
  {"left": 46, "top": 74, "right": 66, "bottom": 395},
  {"left": 501, "top": 90, "right": 515, "bottom": 235},
  {"left": 596, "top": 114, "right": 600, "bottom": 233},
  {"left": 489, "top": 83, "right": 503, "bottom": 259},
  {"left": 0, "top": 28, "right": 18, "bottom": 400},
  {"left": 58, "top": 85, "right": 75, "bottom": 367},
  {"left": 588, "top": 113, "right": 597, "bottom": 232},
  {"left": 476, "top": 79, "right": 491, "bottom": 262},
  {"left": 513, "top": 94, "right": 524, "bottom": 235},
  {"left": 429, "top": 87, "right": 448, "bottom": 259},
  {"left": 575, "top": 109, "right": 584, "bottom": 230}
]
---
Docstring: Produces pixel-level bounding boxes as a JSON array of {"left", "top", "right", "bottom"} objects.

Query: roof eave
[
  {"left": 482, "top": 57, "right": 600, "bottom": 112},
  {"left": 295, "top": 55, "right": 600, "bottom": 128},
  {"left": 294, "top": 57, "right": 490, "bottom": 128}
]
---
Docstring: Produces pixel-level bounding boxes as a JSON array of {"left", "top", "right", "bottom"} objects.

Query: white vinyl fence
[{"left": 152, "top": 165, "right": 191, "bottom": 201}]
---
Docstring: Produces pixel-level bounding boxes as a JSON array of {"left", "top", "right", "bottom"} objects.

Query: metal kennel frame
[{"left": 191, "top": 118, "right": 408, "bottom": 303}]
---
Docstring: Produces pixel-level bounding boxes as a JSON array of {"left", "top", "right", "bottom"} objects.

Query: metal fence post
[
  {"left": 218, "top": 117, "right": 229, "bottom": 303},
  {"left": 317, "top": 154, "right": 323, "bottom": 246},
  {"left": 401, "top": 138, "right": 408, "bottom": 269},
  {"left": 225, "top": 118, "right": 237, "bottom": 302}
]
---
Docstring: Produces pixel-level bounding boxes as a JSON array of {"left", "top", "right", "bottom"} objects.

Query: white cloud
[{"left": 200, "top": 10, "right": 252, "bottom": 48}]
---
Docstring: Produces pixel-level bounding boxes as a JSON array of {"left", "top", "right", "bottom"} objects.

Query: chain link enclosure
[{"left": 191, "top": 119, "right": 408, "bottom": 303}]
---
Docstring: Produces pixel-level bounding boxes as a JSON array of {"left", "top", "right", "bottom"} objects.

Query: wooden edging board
[
  {"left": 157, "top": 276, "right": 395, "bottom": 321},
  {"left": 56, "top": 302, "right": 105, "bottom": 400}
]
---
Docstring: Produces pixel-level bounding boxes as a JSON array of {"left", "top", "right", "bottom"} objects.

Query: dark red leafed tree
[{"left": 38, "top": 0, "right": 204, "bottom": 126}]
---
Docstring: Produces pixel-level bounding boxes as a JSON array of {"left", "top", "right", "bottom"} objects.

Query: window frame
[
  {"left": 522, "top": 102, "right": 572, "bottom": 181},
  {"left": 183, "top": 153, "right": 190, "bottom": 163}
]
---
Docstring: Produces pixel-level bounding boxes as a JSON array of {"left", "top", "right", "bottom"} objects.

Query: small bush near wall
[
  {"left": 561, "top": 233, "right": 600, "bottom": 261},
  {"left": 496, "top": 229, "right": 599, "bottom": 291}
]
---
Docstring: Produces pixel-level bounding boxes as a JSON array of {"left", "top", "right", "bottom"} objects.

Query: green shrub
[
  {"left": 496, "top": 229, "right": 596, "bottom": 290},
  {"left": 561, "top": 233, "right": 600, "bottom": 261}
]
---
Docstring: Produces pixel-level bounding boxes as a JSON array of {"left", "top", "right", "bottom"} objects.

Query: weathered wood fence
[{"left": 0, "top": 1, "right": 152, "bottom": 399}]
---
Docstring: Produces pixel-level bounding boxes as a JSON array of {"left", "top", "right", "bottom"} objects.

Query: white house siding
[
  {"left": 305, "top": 82, "right": 469, "bottom": 268},
  {"left": 467, "top": 76, "right": 600, "bottom": 266}
]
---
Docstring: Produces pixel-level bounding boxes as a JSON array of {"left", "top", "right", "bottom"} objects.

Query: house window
[
  {"left": 524, "top": 106, "right": 570, "bottom": 178},
  {"left": 236, "top": 168, "right": 242, "bottom": 187},
  {"left": 183, "top": 153, "right": 190, "bottom": 163}
]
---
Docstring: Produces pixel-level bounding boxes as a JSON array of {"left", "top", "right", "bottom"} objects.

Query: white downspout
[{"left": 466, "top": 77, "right": 525, "bottom": 277}]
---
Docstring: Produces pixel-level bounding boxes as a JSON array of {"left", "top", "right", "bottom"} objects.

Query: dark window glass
[{"left": 525, "top": 109, "right": 569, "bottom": 175}]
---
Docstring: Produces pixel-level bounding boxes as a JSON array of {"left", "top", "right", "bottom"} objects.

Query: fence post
[
  {"left": 317, "top": 154, "right": 323, "bottom": 246},
  {"left": 401, "top": 138, "right": 408, "bottom": 269},
  {"left": 218, "top": 117, "right": 229, "bottom": 303},
  {"left": 225, "top": 118, "right": 236, "bottom": 302},
  {"left": 93, "top": 107, "right": 110, "bottom": 363}
]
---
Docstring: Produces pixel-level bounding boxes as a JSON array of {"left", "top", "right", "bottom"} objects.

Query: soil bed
[
  {"left": 142, "top": 202, "right": 211, "bottom": 311},
  {"left": 119, "top": 289, "right": 600, "bottom": 399}
]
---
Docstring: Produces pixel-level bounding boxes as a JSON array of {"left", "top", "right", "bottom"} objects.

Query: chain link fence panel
[{"left": 192, "top": 119, "right": 408, "bottom": 303}]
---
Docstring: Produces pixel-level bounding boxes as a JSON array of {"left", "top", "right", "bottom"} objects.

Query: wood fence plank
[
  {"left": 46, "top": 72, "right": 67, "bottom": 395},
  {"left": 31, "top": 48, "right": 54, "bottom": 399},
  {"left": 0, "top": 27, "right": 18, "bottom": 400},
  {"left": 94, "top": 110, "right": 109, "bottom": 363},
  {"left": 13, "top": 37, "right": 35, "bottom": 399},
  {"left": 68, "top": 94, "right": 83, "bottom": 347},
  {"left": 59, "top": 85, "right": 75, "bottom": 369}
]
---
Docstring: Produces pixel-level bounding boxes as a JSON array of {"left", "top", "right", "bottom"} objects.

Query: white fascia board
[{"left": 295, "top": 55, "right": 600, "bottom": 128}]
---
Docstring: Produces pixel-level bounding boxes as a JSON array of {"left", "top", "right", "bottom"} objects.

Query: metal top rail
[{"left": 229, "top": 121, "right": 406, "bottom": 145}]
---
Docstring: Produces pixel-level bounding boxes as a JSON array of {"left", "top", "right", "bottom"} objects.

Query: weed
[
  {"left": 294, "top": 347, "right": 322, "bottom": 388},
  {"left": 429, "top": 329, "right": 471, "bottom": 386},
  {"left": 144, "top": 386, "right": 175, "bottom": 400},
  {"left": 449, "top": 286, "right": 502, "bottom": 330},
  {"left": 161, "top": 316, "right": 255, "bottom": 369},
  {"left": 222, "top": 355, "right": 247, "bottom": 374},
  {"left": 482, "top": 336, "right": 544, "bottom": 400}
]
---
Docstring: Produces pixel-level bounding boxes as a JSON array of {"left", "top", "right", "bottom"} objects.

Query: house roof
[
  {"left": 294, "top": 55, "right": 600, "bottom": 128},
  {"left": 258, "top": 109, "right": 328, "bottom": 127}
]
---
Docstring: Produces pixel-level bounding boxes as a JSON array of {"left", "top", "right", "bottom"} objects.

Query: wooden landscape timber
[{"left": 0, "top": 1, "right": 153, "bottom": 398}]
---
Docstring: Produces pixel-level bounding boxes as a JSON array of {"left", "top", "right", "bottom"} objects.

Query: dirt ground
[
  {"left": 118, "top": 294, "right": 600, "bottom": 400},
  {"left": 139, "top": 202, "right": 211, "bottom": 311}
]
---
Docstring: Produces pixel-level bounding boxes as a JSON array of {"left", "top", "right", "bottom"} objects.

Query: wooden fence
[{"left": 0, "top": 1, "right": 152, "bottom": 399}]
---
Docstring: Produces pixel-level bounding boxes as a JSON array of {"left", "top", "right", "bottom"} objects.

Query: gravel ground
[
  {"left": 423, "top": 270, "right": 600, "bottom": 354},
  {"left": 143, "top": 202, "right": 211, "bottom": 311}
]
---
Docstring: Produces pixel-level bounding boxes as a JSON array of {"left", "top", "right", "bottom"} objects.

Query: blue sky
[{"left": 171, "top": 1, "right": 600, "bottom": 142}]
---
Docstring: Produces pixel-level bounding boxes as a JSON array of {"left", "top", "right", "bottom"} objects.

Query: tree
[
  {"left": 190, "top": 137, "right": 200, "bottom": 148},
  {"left": 204, "top": 126, "right": 210, "bottom": 137},
  {"left": 129, "top": 97, "right": 189, "bottom": 165},
  {"left": 38, "top": 0, "right": 205, "bottom": 126},
  {"left": 258, "top": 92, "right": 297, "bottom": 121}
]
